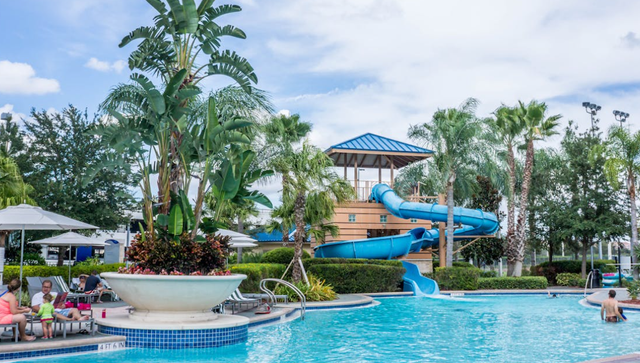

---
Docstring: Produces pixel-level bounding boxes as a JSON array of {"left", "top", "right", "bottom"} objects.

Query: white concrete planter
[{"left": 101, "top": 272, "right": 246, "bottom": 323}]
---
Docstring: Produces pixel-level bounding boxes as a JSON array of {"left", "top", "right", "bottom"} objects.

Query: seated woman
[
  {"left": 0, "top": 279, "right": 36, "bottom": 341},
  {"left": 76, "top": 275, "right": 88, "bottom": 292}
]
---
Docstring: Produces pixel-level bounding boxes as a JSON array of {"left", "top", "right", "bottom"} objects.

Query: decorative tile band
[
  {"left": 0, "top": 345, "right": 98, "bottom": 361},
  {"left": 98, "top": 325, "right": 248, "bottom": 349}
]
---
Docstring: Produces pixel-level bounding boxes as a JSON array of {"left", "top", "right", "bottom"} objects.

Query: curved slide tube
[
  {"left": 371, "top": 184, "right": 499, "bottom": 248},
  {"left": 402, "top": 261, "right": 439, "bottom": 295},
  {"left": 314, "top": 228, "right": 425, "bottom": 259}
]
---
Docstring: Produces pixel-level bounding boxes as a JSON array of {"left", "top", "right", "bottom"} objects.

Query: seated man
[
  {"left": 31, "top": 279, "right": 89, "bottom": 321},
  {"left": 84, "top": 270, "right": 107, "bottom": 303}
]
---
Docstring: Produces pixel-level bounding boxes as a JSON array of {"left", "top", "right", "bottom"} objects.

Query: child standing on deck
[{"left": 38, "top": 293, "right": 55, "bottom": 339}]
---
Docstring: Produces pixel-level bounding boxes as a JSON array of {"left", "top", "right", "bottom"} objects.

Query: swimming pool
[{"left": 20, "top": 295, "right": 636, "bottom": 363}]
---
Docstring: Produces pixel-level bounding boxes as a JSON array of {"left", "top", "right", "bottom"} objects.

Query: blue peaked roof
[
  {"left": 327, "top": 133, "right": 433, "bottom": 154},
  {"left": 325, "top": 133, "right": 433, "bottom": 169}
]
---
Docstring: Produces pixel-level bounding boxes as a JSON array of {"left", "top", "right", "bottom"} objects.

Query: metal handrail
[
  {"left": 260, "top": 278, "right": 306, "bottom": 320},
  {"left": 584, "top": 270, "right": 593, "bottom": 297}
]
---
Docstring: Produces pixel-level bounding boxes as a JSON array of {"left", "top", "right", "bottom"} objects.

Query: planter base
[
  {"left": 128, "top": 310, "right": 219, "bottom": 323},
  {"left": 98, "top": 312, "right": 249, "bottom": 349}
]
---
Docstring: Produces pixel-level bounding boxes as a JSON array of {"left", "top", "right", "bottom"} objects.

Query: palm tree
[
  {"left": 273, "top": 142, "right": 354, "bottom": 282},
  {"left": 596, "top": 126, "right": 640, "bottom": 279},
  {"left": 0, "top": 156, "right": 35, "bottom": 248},
  {"left": 511, "top": 100, "right": 561, "bottom": 276},
  {"left": 103, "top": 0, "right": 258, "bottom": 212},
  {"left": 488, "top": 105, "right": 523, "bottom": 275},
  {"left": 265, "top": 204, "right": 295, "bottom": 245},
  {"left": 408, "top": 98, "right": 490, "bottom": 267}
]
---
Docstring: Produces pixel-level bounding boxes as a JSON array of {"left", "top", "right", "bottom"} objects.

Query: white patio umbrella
[
  {"left": 0, "top": 204, "right": 98, "bottom": 296},
  {"left": 217, "top": 229, "right": 258, "bottom": 263},
  {"left": 29, "top": 232, "right": 107, "bottom": 285}
]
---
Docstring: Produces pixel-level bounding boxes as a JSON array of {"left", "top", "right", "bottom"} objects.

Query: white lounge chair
[{"left": 226, "top": 289, "right": 260, "bottom": 314}]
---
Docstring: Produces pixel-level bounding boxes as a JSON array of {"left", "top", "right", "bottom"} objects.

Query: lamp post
[
  {"left": 0, "top": 112, "right": 11, "bottom": 121},
  {"left": 582, "top": 102, "right": 601, "bottom": 133},
  {"left": 613, "top": 110, "right": 629, "bottom": 128}
]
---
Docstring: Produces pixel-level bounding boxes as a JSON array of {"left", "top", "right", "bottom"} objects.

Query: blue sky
[{"left": 3, "top": 0, "right": 640, "bottom": 211}]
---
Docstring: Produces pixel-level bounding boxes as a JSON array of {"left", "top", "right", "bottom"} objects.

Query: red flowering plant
[{"left": 123, "top": 230, "right": 230, "bottom": 275}]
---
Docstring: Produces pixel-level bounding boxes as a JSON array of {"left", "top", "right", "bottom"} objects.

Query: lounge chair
[
  {"left": 244, "top": 293, "right": 289, "bottom": 305},
  {"left": 226, "top": 289, "right": 260, "bottom": 314}
]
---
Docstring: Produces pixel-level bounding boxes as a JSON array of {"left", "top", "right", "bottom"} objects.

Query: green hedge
[
  {"left": 435, "top": 267, "right": 480, "bottom": 290},
  {"left": 452, "top": 261, "right": 475, "bottom": 268},
  {"left": 261, "top": 248, "right": 310, "bottom": 265},
  {"left": 2, "top": 264, "right": 125, "bottom": 286},
  {"left": 478, "top": 276, "right": 548, "bottom": 289},
  {"left": 306, "top": 264, "right": 405, "bottom": 293},
  {"left": 303, "top": 258, "right": 402, "bottom": 268},
  {"left": 533, "top": 260, "right": 616, "bottom": 284},
  {"left": 229, "top": 263, "right": 286, "bottom": 292}
]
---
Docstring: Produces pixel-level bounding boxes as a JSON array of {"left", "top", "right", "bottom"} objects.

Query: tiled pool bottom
[{"left": 97, "top": 325, "right": 248, "bottom": 349}]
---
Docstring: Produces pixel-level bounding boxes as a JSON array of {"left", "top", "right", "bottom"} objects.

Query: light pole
[
  {"left": 613, "top": 110, "right": 629, "bottom": 127},
  {"left": 0, "top": 112, "right": 11, "bottom": 121},
  {"left": 582, "top": 102, "right": 601, "bottom": 133}
]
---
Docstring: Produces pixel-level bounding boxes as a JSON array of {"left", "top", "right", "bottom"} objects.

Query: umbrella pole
[
  {"left": 18, "top": 226, "right": 25, "bottom": 303},
  {"left": 68, "top": 244, "right": 72, "bottom": 287}
]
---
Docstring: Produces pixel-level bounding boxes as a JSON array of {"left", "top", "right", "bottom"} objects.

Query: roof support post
[
  {"left": 343, "top": 153, "right": 347, "bottom": 180},
  {"left": 390, "top": 157, "right": 394, "bottom": 187},
  {"left": 378, "top": 155, "right": 382, "bottom": 184},
  {"left": 354, "top": 156, "right": 359, "bottom": 199}
]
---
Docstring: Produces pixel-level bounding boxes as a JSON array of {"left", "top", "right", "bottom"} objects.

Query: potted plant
[{"left": 92, "top": 0, "right": 273, "bottom": 323}]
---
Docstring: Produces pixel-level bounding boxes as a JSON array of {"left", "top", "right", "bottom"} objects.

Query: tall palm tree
[
  {"left": 103, "top": 0, "right": 258, "bottom": 214},
  {"left": 408, "top": 98, "right": 490, "bottom": 267},
  {"left": 511, "top": 100, "right": 561, "bottom": 276},
  {"left": 596, "top": 126, "right": 640, "bottom": 279},
  {"left": 488, "top": 105, "right": 523, "bottom": 275},
  {"left": 0, "top": 156, "right": 35, "bottom": 248},
  {"left": 273, "top": 142, "right": 354, "bottom": 282}
]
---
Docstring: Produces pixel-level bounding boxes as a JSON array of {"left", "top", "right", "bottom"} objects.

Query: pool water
[{"left": 22, "top": 295, "right": 637, "bottom": 363}]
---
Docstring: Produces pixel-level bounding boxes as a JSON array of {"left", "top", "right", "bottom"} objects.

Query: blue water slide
[
  {"left": 402, "top": 261, "right": 439, "bottom": 295},
  {"left": 314, "top": 228, "right": 425, "bottom": 259},
  {"left": 370, "top": 184, "right": 499, "bottom": 248}
]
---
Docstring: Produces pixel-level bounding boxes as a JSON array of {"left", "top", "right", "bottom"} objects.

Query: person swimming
[{"left": 618, "top": 307, "right": 627, "bottom": 322}]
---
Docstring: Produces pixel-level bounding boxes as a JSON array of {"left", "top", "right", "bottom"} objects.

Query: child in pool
[
  {"left": 618, "top": 307, "right": 627, "bottom": 322},
  {"left": 37, "top": 293, "right": 55, "bottom": 339}
]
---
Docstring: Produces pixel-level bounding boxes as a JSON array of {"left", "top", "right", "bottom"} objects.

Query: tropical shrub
[
  {"left": 434, "top": 267, "right": 480, "bottom": 290},
  {"left": 452, "top": 261, "right": 475, "bottom": 268},
  {"left": 477, "top": 276, "right": 547, "bottom": 289},
  {"left": 229, "top": 263, "right": 286, "bottom": 293},
  {"left": 556, "top": 273, "right": 582, "bottom": 287},
  {"left": 76, "top": 256, "right": 102, "bottom": 266},
  {"left": 21, "top": 252, "right": 46, "bottom": 266},
  {"left": 273, "top": 274, "right": 337, "bottom": 302},
  {"left": 533, "top": 260, "right": 616, "bottom": 284},
  {"left": 307, "top": 263, "right": 405, "bottom": 293},
  {"left": 262, "top": 247, "right": 310, "bottom": 265},
  {"left": 626, "top": 280, "right": 640, "bottom": 300},
  {"left": 126, "top": 232, "right": 229, "bottom": 274}
]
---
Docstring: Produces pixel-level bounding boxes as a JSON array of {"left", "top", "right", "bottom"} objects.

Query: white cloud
[
  {"left": 85, "top": 57, "right": 126, "bottom": 73},
  {"left": 244, "top": 0, "right": 640, "bottom": 149},
  {"left": 0, "top": 61, "right": 60, "bottom": 95}
]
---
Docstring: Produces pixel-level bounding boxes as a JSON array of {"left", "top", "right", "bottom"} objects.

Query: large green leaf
[
  {"left": 131, "top": 73, "right": 166, "bottom": 114},
  {"left": 157, "top": 214, "right": 169, "bottom": 227},
  {"left": 182, "top": 0, "right": 199, "bottom": 33},
  {"left": 164, "top": 68, "right": 188, "bottom": 98},
  {"left": 179, "top": 189, "right": 195, "bottom": 230},
  {"left": 168, "top": 204, "right": 184, "bottom": 235},
  {"left": 243, "top": 190, "right": 273, "bottom": 208},
  {"left": 167, "top": 0, "right": 188, "bottom": 33}
]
